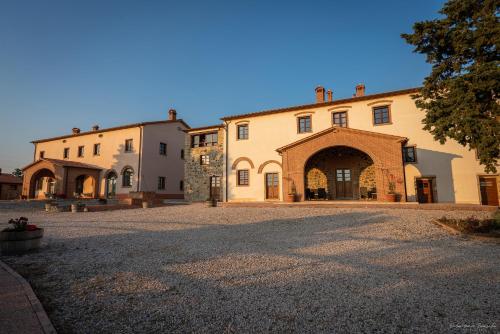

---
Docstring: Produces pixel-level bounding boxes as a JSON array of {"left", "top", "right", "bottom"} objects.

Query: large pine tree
[{"left": 402, "top": 0, "right": 499, "bottom": 172}]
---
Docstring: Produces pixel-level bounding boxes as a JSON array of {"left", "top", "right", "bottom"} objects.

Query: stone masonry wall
[{"left": 184, "top": 128, "right": 224, "bottom": 202}]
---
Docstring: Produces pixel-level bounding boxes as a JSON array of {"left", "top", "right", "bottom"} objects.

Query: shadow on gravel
[{"left": 2, "top": 209, "right": 499, "bottom": 333}]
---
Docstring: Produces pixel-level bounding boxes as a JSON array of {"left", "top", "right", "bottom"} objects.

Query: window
[
  {"left": 122, "top": 167, "right": 133, "bottom": 187},
  {"left": 237, "top": 169, "right": 249, "bottom": 186},
  {"left": 191, "top": 132, "right": 218, "bottom": 148},
  {"left": 237, "top": 124, "right": 249, "bottom": 140},
  {"left": 373, "top": 106, "right": 391, "bottom": 125},
  {"left": 403, "top": 146, "right": 417, "bottom": 163},
  {"left": 180, "top": 180, "right": 184, "bottom": 191},
  {"left": 180, "top": 149, "right": 184, "bottom": 160},
  {"left": 332, "top": 112, "right": 348, "bottom": 127},
  {"left": 93, "top": 143, "right": 100, "bottom": 156},
  {"left": 39, "top": 151, "right": 45, "bottom": 159},
  {"left": 9, "top": 184, "right": 18, "bottom": 190},
  {"left": 297, "top": 116, "right": 312, "bottom": 133},
  {"left": 200, "top": 155, "right": 210, "bottom": 165},
  {"left": 159, "top": 142, "right": 167, "bottom": 155},
  {"left": 158, "top": 176, "right": 166, "bottom": 190},
  {"left": 125, "top": 139, "right": 133, "bottom": 152},
  {"left": 63, "top": 148, "right": 69, "bottom": 159},
  {"left": 77, "top": 146, "right": 84, "bottom": 157}
]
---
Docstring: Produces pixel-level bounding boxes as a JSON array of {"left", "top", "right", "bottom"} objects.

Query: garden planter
[
  {"left": 0, "top": 228, "right": 44, "bottom": 254},
  {"left": 45, "top": 201, "right": 58, "bottom": 212},
  {"left": 286, "top": 194, "right": 296, "bottom": 202},
  {"left": 71, "top": 203, "right": 85, "bottom": 213},
  {"left": 206, "top": 199, "right": 217, "bottom": 207},
  {"left": 385, "top": 193, "right": 397, "bottom": 202},
  {"left": 142, "top": 201, "right": 151, "bottom": 209}
]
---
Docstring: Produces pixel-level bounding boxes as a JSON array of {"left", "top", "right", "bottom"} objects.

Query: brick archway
[{"left": 277, "top": 127, "right": 407, "bottom": 202}]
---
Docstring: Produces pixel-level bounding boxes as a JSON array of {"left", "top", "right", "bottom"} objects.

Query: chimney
[
  {"left": 327, "top": 89, "right": 333, "bottom": 102},
  {"left": 315, "top": 86, "right": 325, "bottom": 103},
  {"left": 72, "top": 127, "right": 81, "bottom": 134},
  {"left": 355, "top": 84, "right": 365, "bottom": 97},
  {"left": 168, "top": 109, "right": 177, "bottom": 121},
  {"left": 92, "top": 125, "right": 99, "bottom": 131}
]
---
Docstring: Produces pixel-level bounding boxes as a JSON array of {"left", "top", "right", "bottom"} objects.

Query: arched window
[{"left": 122, "top": 167, "right": 134, "bottom": 187}]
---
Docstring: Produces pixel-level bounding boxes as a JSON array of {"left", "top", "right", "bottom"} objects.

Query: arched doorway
[
  {"left": 29, "top": 168, "right": 56, "bottom": 199},
  {"left": 105, "top": 171, "right": 117, "bottom": 198},
  {"left": 74, "top": 175, "right": 95, "bottom": 198},
  {"left": 304, "top": 146, "right": 375, "bottom": 200}
]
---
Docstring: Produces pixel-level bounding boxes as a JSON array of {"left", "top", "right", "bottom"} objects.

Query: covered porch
[
  {"left": 277, "top": 126, "right": 408, "bottom": 202},
  {"left": 22, "top": 158, "right": 102, "bottom": 199}
]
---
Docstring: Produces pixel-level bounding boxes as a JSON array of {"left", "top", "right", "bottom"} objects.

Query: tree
[
  {"left": 402, "top": 0, "right": 499, "bottom": 173},
  {"left": 12, "top": 168, "right": 23, "bottom": 178}
]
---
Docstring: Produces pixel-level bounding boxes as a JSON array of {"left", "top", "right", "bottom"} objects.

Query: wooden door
[
  {"left": 416, "top": 179, "right": 433, "bottom": 203},
  {"left": 479, "top": 177, "right": 498, "bottom": 206},
  {"left": 210, "top": 176, "right": 221, "bottom": 201},
  {"left": 335, "top": 169, "right": 353, "bottom": 199},
  {"left": 265, "top": 173, "right": 279, "bottom": 199}
]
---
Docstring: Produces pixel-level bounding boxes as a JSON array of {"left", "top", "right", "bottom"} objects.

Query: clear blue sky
[{"left": 0, "top": 0, "right": 445, "bottom": 173}]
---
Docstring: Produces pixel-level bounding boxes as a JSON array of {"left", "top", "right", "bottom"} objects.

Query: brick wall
[{"left": 280, "top": 127, "right": 406, "bottom": 202}]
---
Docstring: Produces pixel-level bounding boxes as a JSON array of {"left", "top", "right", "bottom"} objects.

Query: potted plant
[
  {"left": 0, "top": 217, "right": 44, "bottom": 254},
  {"left": 386, "top": 181, "right": 397, "bottom": 202}
]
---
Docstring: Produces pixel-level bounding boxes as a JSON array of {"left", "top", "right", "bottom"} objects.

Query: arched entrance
[
  {"left": 277, "top": 126, "right": 407, "bottom": 202},
  {"left": 304, "top": 146, "right": 375, "bottom": 200},
  {"left": 29, "top": 168, "right": 56, "bottom": 199},
  {"left": 74, "top": 175, "right": 95, "bottom": 198},
  {"left": 105, "top": 171, "right": 117, "bottom": 198}
]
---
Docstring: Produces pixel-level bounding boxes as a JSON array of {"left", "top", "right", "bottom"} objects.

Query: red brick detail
[
  {"left": 279, "top": 127, "right": 407, "bottom": 202},
  {"left": 257, "top": 160, "right": 282, "bottom": 174},
  {"left": 231, "top": 157, "right": 255, "bottom": 170}
]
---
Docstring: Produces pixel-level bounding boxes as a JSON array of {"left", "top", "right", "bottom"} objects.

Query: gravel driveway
[{"left": 1, "top": 204, "right": 499, "bottom": 333}]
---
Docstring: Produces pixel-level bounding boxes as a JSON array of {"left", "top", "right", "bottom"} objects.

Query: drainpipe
[
  {"left": 137, "top": 126, "right": 143, "bottom": 192},
  {"left": 224, "top": 120, "right": 231, "bottom": 202},
  {"left": 401, "top": 140, "right": 408, "bottom": 202}
]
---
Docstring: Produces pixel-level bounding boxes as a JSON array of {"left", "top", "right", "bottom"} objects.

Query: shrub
[{"left": 438, "top": 214, "right": 500, "bottom": 235}]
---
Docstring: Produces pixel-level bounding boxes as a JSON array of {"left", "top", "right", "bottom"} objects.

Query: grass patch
[{"left": 437, "top": 211, "right": 500, "bottom": 236}]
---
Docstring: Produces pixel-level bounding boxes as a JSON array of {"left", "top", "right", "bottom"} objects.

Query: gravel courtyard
[{"left": 1, "top": 204, "right": 499, "bottom": 333}]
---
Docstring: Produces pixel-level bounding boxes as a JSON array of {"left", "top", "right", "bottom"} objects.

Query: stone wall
[{"left": 184, "top": 128, "right": 224, "bottom": 202}]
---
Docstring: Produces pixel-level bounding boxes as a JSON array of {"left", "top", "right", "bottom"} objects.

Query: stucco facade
[
  {"left": 184, "top": 86, "right": 498, "bottom": 205},
  {"left": 23, "top": 112, "right": 189, "bottom": 200}
]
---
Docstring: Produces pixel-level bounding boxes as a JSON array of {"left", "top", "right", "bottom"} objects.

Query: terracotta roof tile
[
  {"left": 22, "top": 158, "right": 102, "bottom": 171},
  {"left": 0, "top": 174, "right": 22, "bottom": 184},
  {"left": 221, "top": 87, "right": 420, "bottom": 121},
  {"left": 32, "top": 119, "right": 190, "bottom": 144}
]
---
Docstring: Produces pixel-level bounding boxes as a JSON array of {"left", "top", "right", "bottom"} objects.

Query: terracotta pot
[
  {"left": 385, "top": 193, "right": 397, "bottom": 202},
  {"left": 0, "top": 228, "right": 44, "bottom": 254},
  {"left": 286, "top": 194, "right": 296, "bottom": 202},
  {"left": 206, "top": 199, "right": 217, "bottom": 207},
  {"left": 71, "top": 203, "right": 85, "bottom": 213}
]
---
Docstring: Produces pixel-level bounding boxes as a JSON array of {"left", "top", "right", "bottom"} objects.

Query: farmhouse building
[
  {"left": 184, "top": 86, "right": 499, "bottom": 205},
  {"left": 22, "top": 110, "right": 188, "bottom": 200}
]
